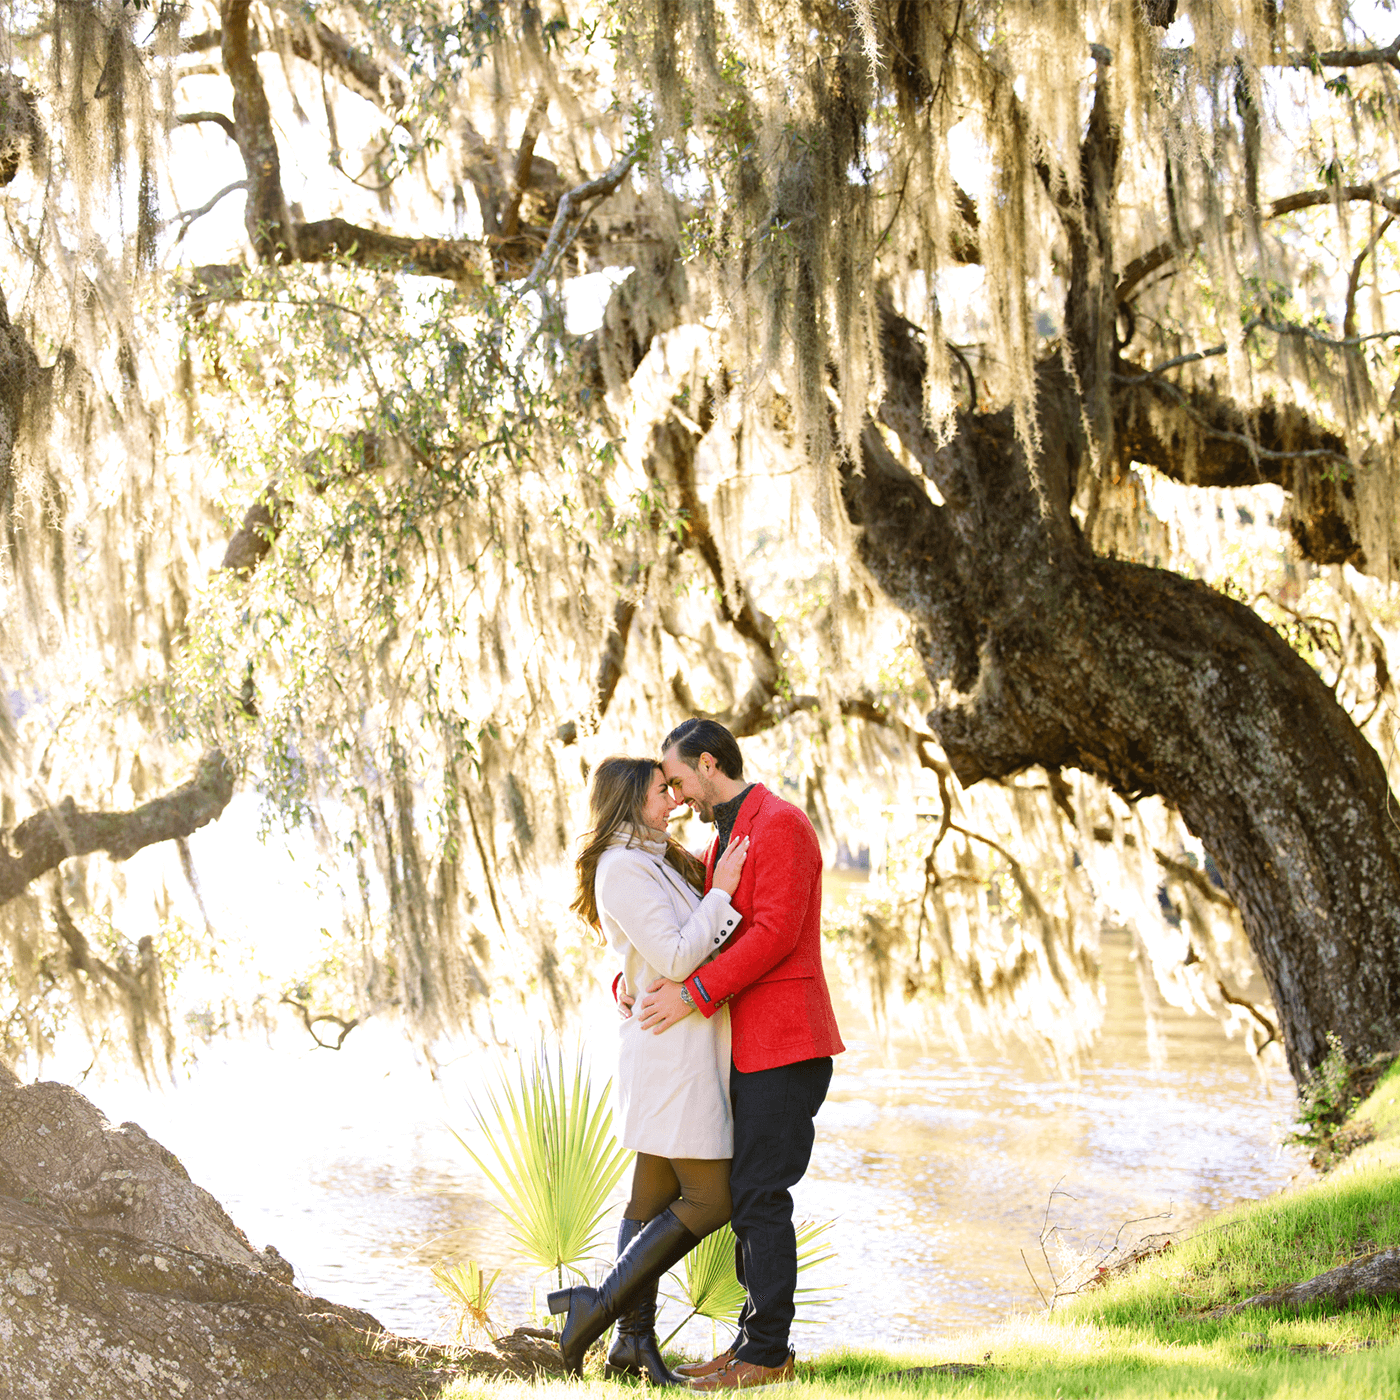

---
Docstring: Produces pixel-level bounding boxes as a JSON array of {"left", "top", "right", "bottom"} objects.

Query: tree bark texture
[
  {"left": 826, "top": 67, "right": 1400, "bottom": 1080},
  {"left": 1207, "top": 1246, "right": 1400, "bottom": 1318},
  {"left": 1116, "top": 370, "right": 1399, "bottom": 576},
  {"left": 0, "top": 750, "right": 235, "bottom": 906},
  {"left": 850, "top": 314, "right": 1400, "bottom": 1080},
  {"left": 220, "top": 0, "right": 290, "bottom": 260},
  {"left": 0, "top": 286, "right": 40, "bottom": 518}
]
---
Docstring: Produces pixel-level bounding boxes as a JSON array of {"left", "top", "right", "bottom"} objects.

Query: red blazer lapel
[{"left": 701, "top": 784, "right": 765, "bottom": 895}]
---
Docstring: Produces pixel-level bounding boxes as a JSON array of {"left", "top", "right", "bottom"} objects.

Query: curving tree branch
[
  {"left": 518, "top": 147, "right": 644, "bottom": 293},
  {"left": 1118, "top": 183, "right": 1400, "bottom": 304},
  {"left": 0, "top": 752, "right": 236, "bottom": 907},
  {"left": 1113, "top": 369, "right": 1351, "bottom": 487},
  {"left": 175, "top": 111, "right": 237, "bottom": 141},
  {"left": 282, "top": 13, "right": 407, "bottom": 111},
  {"left": 204, "top": 9, "right": 638, "bottom": 287},
  {"left": 501, "top": 89, "right": 551, "bottom": 242},
  {"left": 1286, "top": 35, "right": 1400, "bottom": 73},
  {"left": 290, "top": 218, "right": 489, "bottom": 282},
  {"left": 168, "top": 180, "right": 248, "bottom": 239},
  {"left": 278, "top": 995, "right": 359, "bottom": 1050},
  {"left": 182, "top": 16, "right": 406, "bottom": 112},
  {"left": 1344, "top": 215, "right": 1394, "bottom": 338}
]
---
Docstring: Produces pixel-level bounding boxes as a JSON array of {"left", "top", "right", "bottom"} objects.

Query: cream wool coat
[{"left": 595, "top": 828, "right": 741, "bottom": 1159}]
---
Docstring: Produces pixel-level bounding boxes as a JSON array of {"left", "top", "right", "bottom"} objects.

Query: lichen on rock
[{"left": 0, "top": 1064, "right": 564, "bottom": 1397}]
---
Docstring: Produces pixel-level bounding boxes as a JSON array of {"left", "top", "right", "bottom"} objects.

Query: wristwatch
[{"left": 679, "top": 983, "right": 695, "bottom": 1008}]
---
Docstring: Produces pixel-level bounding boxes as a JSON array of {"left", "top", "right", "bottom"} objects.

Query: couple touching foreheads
[{"left": 554, "top": 718, "right": 845, "bottom": 1390}]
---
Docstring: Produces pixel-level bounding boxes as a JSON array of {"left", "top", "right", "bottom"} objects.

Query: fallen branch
[{"left": 1206, "top": 1246, "right": 1400, "bottom": 1318}]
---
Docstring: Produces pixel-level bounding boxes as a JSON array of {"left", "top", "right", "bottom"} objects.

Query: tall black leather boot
[
  {"left": 548, "top": 1208, "right": 700, "bottom": 1377},
  {"left": 604, "top": 1217, "right": 682, "bottom": 1383}
]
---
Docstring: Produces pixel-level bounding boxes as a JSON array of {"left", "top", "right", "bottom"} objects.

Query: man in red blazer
[{"left": 638, "top": 718, "right": 844, "bottom": 1390}]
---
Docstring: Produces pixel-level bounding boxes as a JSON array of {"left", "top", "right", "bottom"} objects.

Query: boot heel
[{"left": 547, "top": 1288, "right": 573, "bottom": 1317}]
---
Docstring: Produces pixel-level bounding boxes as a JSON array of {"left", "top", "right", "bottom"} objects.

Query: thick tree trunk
[{"left": 851, "top": 334, "right": 1400, "bottom": 1081}]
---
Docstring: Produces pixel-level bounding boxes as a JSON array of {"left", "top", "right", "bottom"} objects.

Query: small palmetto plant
[
  {"left": 456, "top": 1042, "right": 632, "bottom": 1291},
  {"left": 431, "top": 1259, "right": 503, "bottom": 1344},
  {"left": 661, "top": 1223, "right": 749, "bottom": 1346},
  {"left": 661, "top": 1219, "right": 840, "bottom": 1348}
]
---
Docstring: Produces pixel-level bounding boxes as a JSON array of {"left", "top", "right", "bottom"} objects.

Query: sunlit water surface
[{"left": 77, "top": 932, "right": 1302, "bottom": 1353}]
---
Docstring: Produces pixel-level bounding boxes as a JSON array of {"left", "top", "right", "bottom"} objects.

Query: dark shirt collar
[{"left": 714, "top": 783, "right": 755, "bottom": 854}]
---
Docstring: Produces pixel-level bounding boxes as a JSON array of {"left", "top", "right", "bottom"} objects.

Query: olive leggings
[{"left": 625, "top": 1151, "right": 732, "bottom": 1238}]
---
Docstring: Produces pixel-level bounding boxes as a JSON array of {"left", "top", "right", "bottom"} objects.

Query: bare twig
[
  {"left": 1020, "top": 1249, "right": 1051, "bottom": 1309},
  {"left": 168, "top": 180, "right": 248, "bottom": 239},
  {"left": 279, "top": 994, "right": 359, "bottom": 1049},
  {"left": 1106, "top": 1209, "right": 1175, "bottom": 1260},
  {"left": 1037, "top": 1178, "right": 1080, "bottom": 1302}
]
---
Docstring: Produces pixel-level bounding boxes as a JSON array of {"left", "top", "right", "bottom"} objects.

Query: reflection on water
[{"left": 80, "top": 930, "right": 1302, "bottom": 1351}]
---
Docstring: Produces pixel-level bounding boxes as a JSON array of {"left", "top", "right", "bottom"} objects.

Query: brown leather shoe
[
  {"left": 687, "top": 1355, "right": 796, "bottom": 1390},
  {"left": 674, "top": 1349, "right": 736, "bottom": 1379}
]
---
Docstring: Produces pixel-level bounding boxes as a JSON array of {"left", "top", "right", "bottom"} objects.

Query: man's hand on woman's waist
[{"left": 637, "top": 977, "right": 694, "bottom": 1032}]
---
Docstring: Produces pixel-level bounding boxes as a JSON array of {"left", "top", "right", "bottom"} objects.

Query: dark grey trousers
[{"left": 726, "top": 1055, "right": 833, "bottom": 1366}]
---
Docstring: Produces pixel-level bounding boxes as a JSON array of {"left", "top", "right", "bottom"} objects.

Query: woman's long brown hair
[{"left": 571, "top": 756, "right": 706, "bottom": 931}]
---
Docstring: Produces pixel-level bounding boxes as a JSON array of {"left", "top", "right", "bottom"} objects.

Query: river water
[{"left": 79, "top": 930, "right": 1303, "bottom": 1353}]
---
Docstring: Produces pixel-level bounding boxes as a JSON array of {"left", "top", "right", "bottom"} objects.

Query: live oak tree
[{"left": 0, "top": 0, "right": 1397, "bottom": 1080}]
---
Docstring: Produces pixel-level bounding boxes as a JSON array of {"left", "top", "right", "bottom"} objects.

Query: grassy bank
[{"left": 440, "top": 1062, "right": 1400, "bottom": 1398}]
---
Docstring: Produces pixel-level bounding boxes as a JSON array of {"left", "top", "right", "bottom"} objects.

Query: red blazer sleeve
[{"left": 685, "top": 806, "right": 819, "bottom": 1014}]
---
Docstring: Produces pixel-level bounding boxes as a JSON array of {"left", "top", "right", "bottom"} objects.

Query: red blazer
[{"left": 682, "top": 784, "right": 845, "bottom": 1072}]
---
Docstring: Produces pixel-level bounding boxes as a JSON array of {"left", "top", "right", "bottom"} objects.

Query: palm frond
[
  {"left": 791, "top": 1218, "right": 842, "bottom": 1320},
  {"left": 686, "top": 1223, "right": 750, "bottom": 1321},
  {"left": 432, "top": 1259, "right": 502, "bottom": 1343},
  {"left": 661, "top": 1217, "right": 841, "bottom": 1345},
  {"left": 455, "top": 1042, "right": 632, "bottom": 1283}
]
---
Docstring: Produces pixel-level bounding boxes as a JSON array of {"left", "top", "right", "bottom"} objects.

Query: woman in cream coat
[{"left": 552, "top": 756, "right": 748, "bottom": 1382}]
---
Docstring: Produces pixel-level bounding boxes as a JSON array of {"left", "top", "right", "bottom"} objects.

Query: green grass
[{"left": 436, "top": 1063, "right": 1400, "bottom": 1398}]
